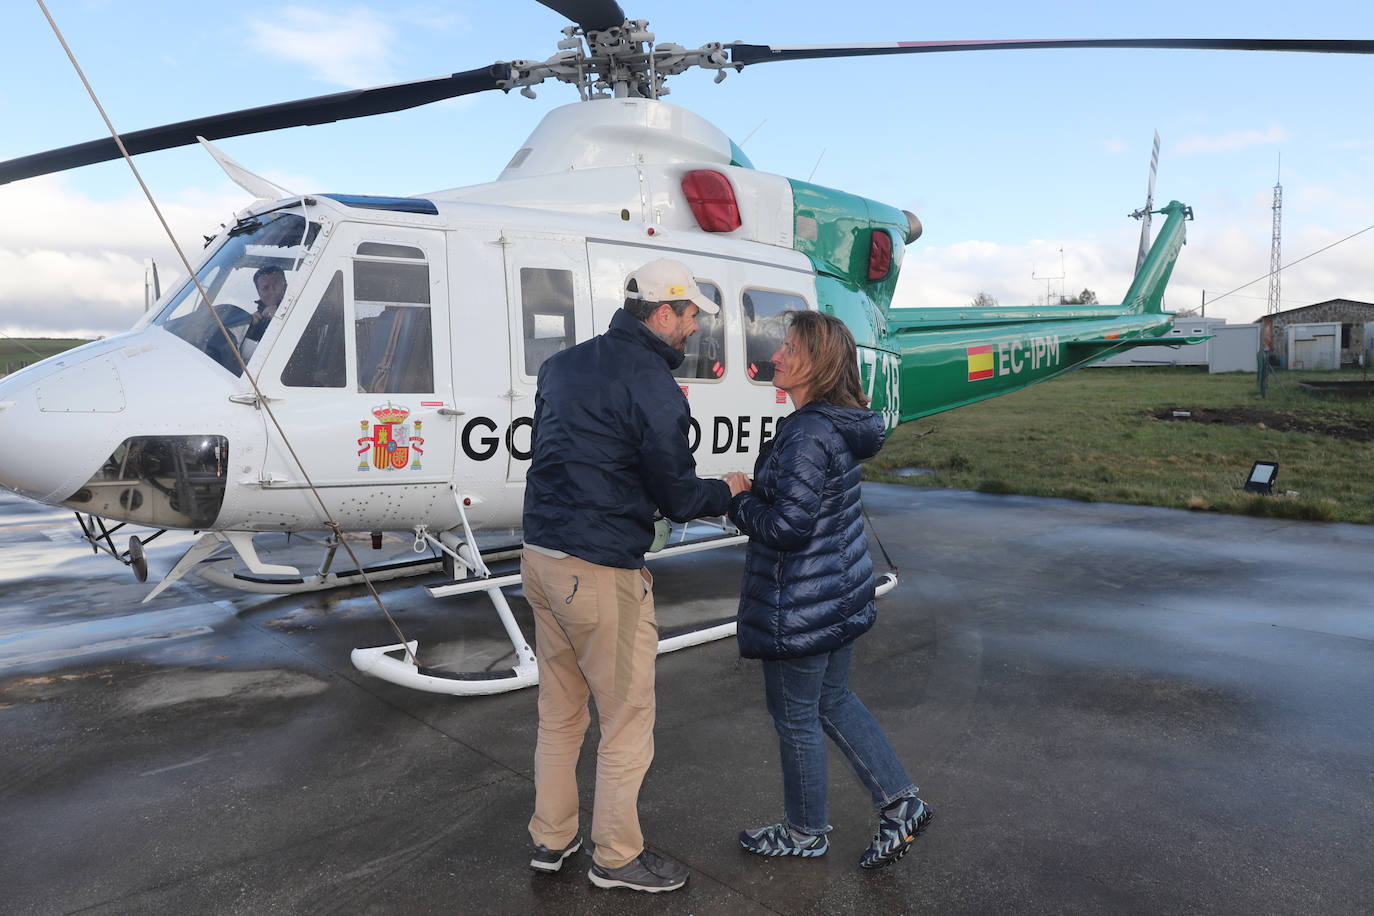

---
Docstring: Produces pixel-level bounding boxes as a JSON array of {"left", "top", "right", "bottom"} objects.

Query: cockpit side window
[
  {"left": 151, "top": 211, "right": 321, "bottom": 376},
  {"left": 280, "top": 271, "right": 346, "bottom": 388},
  {"left": 354, "top": 246, "right": 433, "bottom": 393}
]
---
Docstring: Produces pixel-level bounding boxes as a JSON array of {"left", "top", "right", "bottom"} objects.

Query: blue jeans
[{"left": 762, "top": 641, "right": 916, "bottom": 835}]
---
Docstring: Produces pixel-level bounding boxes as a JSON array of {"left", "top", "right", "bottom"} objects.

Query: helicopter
[{"left": 1, "top": 0, "right": 1371, "bottom": 694}]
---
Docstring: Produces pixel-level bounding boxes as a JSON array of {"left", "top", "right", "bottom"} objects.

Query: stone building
[{"left": 1256, "top": 299, "right": 1374, "bottom": 367}]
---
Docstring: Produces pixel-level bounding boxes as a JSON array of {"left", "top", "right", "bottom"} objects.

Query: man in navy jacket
[{"left": 522, "top": 258, "right": 743, "bottom": 893}]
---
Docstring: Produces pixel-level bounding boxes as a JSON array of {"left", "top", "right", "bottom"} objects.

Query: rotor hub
[{"left": 503, "top": 19, "right": 732, "bottom": 101}]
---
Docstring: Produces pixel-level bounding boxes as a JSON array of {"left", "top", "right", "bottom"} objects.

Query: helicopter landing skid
[
  {"left": 352, "top": 531, "right": 750, "bottom": 696},
  {"left": 350, "top": 532, "right": 898, "bottom": 697},
  {"left": 195, "top": 555, "right": 444, "bottom": 595},
  {"left": 140, "top": 529, "right": 450, "bottom": 601}
]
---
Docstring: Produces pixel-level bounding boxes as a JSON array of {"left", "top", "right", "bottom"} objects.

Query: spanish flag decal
[{"left": 966, "top": 344, "right": 994, "bottom": 381}]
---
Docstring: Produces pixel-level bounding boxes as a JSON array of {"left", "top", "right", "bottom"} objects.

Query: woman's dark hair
[{"left": 785, "top": 310, "right": 869, "bottom": 409}]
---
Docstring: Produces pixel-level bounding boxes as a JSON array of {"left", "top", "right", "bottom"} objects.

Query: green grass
[
  {"left": 0, "top": 338, "right": 92, "bottom": 376},
  {"left": 867, "top": 367, "right": 1374, "bottom": 524}
]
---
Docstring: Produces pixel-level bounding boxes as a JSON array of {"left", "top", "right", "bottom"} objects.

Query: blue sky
[{"left": 2, "top": 0, "right": 1371, "bottom": 337}]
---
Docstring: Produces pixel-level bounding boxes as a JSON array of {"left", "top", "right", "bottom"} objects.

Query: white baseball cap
[{"left": 625, "top": 258, "right": 719, "bottom": 314}]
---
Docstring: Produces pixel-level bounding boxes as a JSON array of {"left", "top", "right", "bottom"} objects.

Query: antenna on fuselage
[
  {"left": 807, "top": 148, "right": 827, "bottom": 182},
  {"left": 739, "top": 119, "right": 767, "bottom": 146}
]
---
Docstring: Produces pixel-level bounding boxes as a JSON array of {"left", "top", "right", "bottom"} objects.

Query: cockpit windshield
[{"left": 150, "top": 210, "right": 321, "bottom": 376}]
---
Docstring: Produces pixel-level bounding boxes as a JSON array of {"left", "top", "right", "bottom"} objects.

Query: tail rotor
[{"left": 1130, "top": 130, "right": 1161, "bottom": 274}]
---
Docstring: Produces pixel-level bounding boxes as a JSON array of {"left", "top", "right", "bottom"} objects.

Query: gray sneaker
[
  {"left": 529, "top": 835, "right": 582, "bottom": 873},
  {"left": 859, "top": 795, "right": 933, "bottom": 870},
  {"left": 588, "top": 849, "right": 688, "bottom": 892}
]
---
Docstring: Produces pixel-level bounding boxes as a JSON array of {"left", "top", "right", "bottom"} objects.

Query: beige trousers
[{"left": 522, "top": 548, "right": 658, "bottom": 869}]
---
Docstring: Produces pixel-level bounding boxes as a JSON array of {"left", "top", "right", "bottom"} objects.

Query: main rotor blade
[
  {"left": 0, "top": 63, "right": 511, "bottom": 186},
  {"left": 729, "top": 37, "right": 1374, "bottom": 66},
  {"left": 536, "top": 0, "right": 625, "bottom": 33}
]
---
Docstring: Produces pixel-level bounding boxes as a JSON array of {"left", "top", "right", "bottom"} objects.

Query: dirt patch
[
  {"left": 1151, "top": 407, "right": 1374, "bottom": 442},
  {"left": 1298, "top": 381, "right": 1374, "bottom": 398}
]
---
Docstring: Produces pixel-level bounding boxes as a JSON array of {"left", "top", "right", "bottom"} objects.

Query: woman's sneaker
[
  {"left": 739, "top": 822, "right": 829, "bottom": 857},
  {"left": 859, "top": 796, "right": 933, "bottom": 870},
  {"left": 588, "top": 849, "right": 688, "bottom": 892}
]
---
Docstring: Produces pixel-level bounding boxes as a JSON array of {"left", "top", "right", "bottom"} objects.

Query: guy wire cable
[{"left": 36, "top": 0, "right": 419, "bottom": 663}]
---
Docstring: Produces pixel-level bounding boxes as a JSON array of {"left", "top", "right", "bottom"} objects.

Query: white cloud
[
  {"left": 1176, "top": 124, "right": 1290, "bottom": 155},
  {"left": 895, "top": 234, "right": 1139, "bottom": 312},
  {"left": 0, "top": 176, "right": 247, "bottom": 337},
  {"left": 246, "top": 6, "right": 399, "bottom": 87},
  {"left": 893, "top": 207, "right": 1374, "bottom": 329}
]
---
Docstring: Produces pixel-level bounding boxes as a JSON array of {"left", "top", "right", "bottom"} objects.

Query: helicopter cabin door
[
  {"left": 254, "top": 223, "right": 456, "bottom": 529},
  {"left": 501, "top": 232, "right": 592, "bottom": 483}
]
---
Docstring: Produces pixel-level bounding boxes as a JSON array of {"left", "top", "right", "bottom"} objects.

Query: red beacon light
[
  {"left": 867, "top": 229, "right": 893, "bottom": 281},
  {"left": 681, "top": 170, "right": 741, "bottom": 233}
]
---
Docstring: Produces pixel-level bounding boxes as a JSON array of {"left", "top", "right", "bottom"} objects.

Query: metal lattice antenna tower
[
  {"left": 1033, "top": 246, "right": 1065, "bottom": 304},
  {"left": 1267, "top": 158, "right": 1282, "bottom": 315}
]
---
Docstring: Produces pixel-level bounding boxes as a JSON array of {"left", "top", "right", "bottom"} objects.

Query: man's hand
[{"left": 725, "top": 472, "right": 752, "bottom": 496}]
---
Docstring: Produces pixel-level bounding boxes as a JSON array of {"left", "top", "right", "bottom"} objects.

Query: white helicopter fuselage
[{"left": 0, "top": 98, "right": 879, "bottom": 541}]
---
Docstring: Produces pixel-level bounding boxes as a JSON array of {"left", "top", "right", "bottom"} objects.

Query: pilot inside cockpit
[
  {"left": 150, "top": 210, "right": 320, "bottom": 376},
  {"left": 246, "top": 265, "right": 287, "bottom": 343}
]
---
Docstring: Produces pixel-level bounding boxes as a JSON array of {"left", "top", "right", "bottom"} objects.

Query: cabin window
[
  {"left": 520, "top": 268, "right": 576, "bottom": 376},
  {"left": 673, "top": 280, "right": 726, "bottom": 381},
  {"left": 741, "top": 288, "right": 805, "bottom": 384},
  {"left": 281, "top": 271, "right": 347, "bottom": 387},
  {"left": 354, "top": 249, "right": 433, "bottom": 393}
]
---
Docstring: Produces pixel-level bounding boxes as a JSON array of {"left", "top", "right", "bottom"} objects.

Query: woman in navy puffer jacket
[{"left": 726, "top": 311, "right": 933, "bottom": 870}]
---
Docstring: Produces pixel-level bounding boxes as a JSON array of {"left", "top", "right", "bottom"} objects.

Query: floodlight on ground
[{"left": 1243, "top": 461, "right": 1279, "bottom": 495}]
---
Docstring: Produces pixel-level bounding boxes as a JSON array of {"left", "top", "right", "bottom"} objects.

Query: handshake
[{"left": 724, "top": 471, "right": 752, "bottom": 497}]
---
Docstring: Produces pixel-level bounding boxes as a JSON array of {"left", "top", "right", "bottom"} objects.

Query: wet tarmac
[{"left": 3, "top": 484, "right": 1374, "bottom": 915}]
